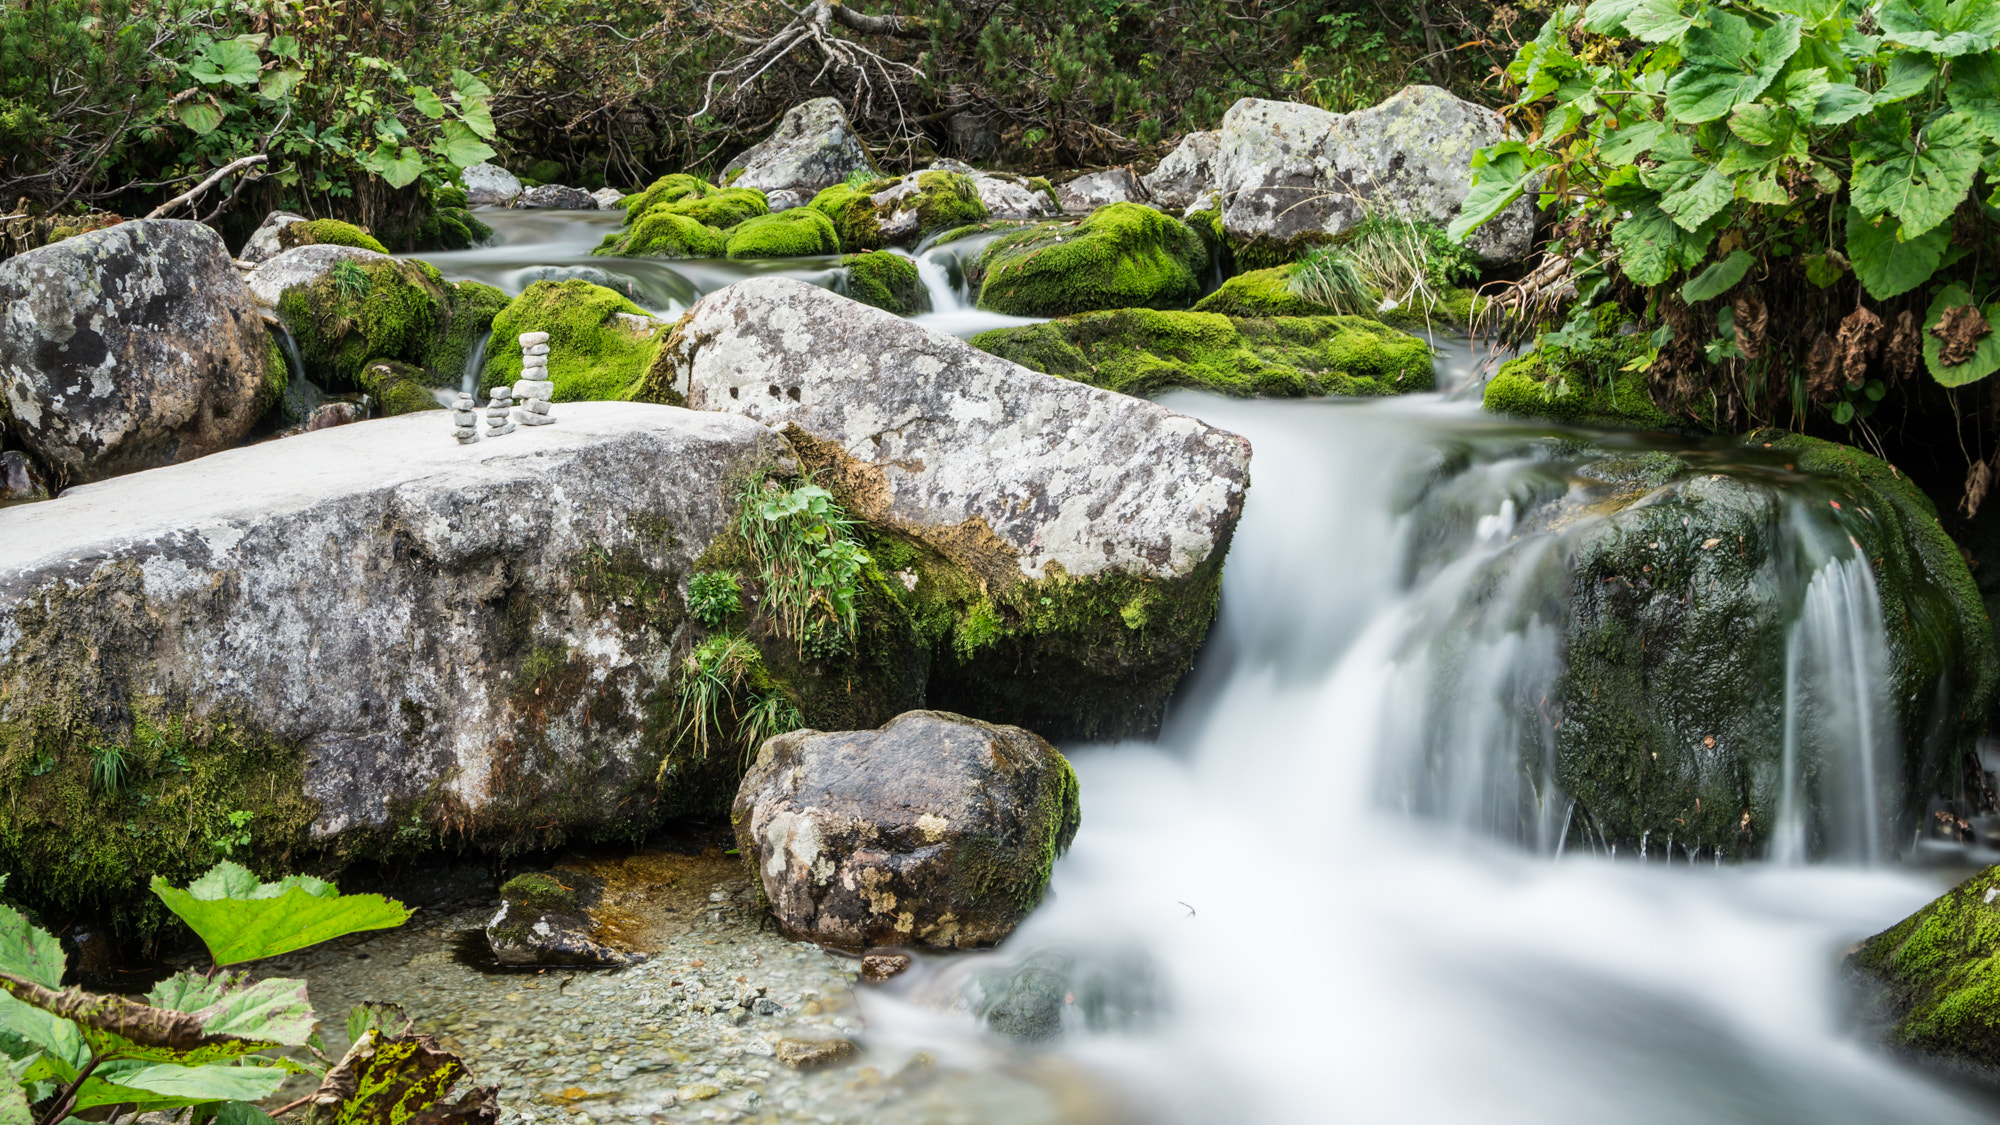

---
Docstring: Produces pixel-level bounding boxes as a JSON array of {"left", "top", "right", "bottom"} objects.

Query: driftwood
[{"left": 144, "top": 153, "right": 268, "bottom": 220}]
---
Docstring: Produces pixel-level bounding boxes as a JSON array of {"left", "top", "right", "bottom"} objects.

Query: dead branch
[{"left": 144, "top": 154, "right": 267, "bottom": 220}]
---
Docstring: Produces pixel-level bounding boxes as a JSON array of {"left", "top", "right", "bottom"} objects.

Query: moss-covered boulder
[
  {"left": 973, "top": 203, "right": 1207, "bottom": 317},
  {"left": 723, "top": 208, "right": 841, "bottom": 259},
  {"left": 733, "top": 711, "right": 1079, "bottom": 950},
  {"left": 808, "top": 171, "right": 987, "bottom": 251},
  {"left": 665, "top": 187, "right": 769, "bottom": 230},
  {"left": 1532, "top": 433, "right": 1996, "bottom": 857},
  {"left": 1482, "top": 322, "right": 1697, "bottom": 431},
  {"left": 277, "top": 218, "right": 389, "bottom": 255},
  {"left": 488, "top": 869, "right": 646, "bottom": 967},
  {"left": 478, "top": 280, "right": 663, "bottom": 401},
  {"left": 621, "top": 173, "right": 712, "bottom": 219},
  {"left": 840, "top": 250, "right": 924, "bottom": 314},
  {"left": 1191, "top": 265, "right": 1326, "bottom": 317},
  {"left": 603, "top": 210, "right": 725, "bottom": 259},
  {"left": 593, "top": 179, "right": 763, "bottom": 258},
  {"left": 973, "top": 309, "right": 1432, "bottom": 398},
  {"left": 277, "top": 256, "right": 495, "bottom": 391},
  {"left": 358, "top": 359, "right": 444, "bottom": 416},
  {"left": 1852, "top": 866, "right": 2000, "bottom": 1067}
]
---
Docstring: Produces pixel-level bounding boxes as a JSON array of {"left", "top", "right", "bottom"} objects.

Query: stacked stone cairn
[
  {"left": 483, "top": 386, "right": 516, "bottom": 437},
  {"left": 515, "top": 331, "right": 556, "bottom": 426},
  {"left": 451, "top": 392, "right": 480, "bottom": 444}
]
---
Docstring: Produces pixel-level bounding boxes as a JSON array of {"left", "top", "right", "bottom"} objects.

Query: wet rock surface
[
  {"left": 245, "top": 242, "right": 391, "bottom": 307},
  {"left": 519, "top": 185, "right": 601, "bottom": 210},
  {"left": 0, "top": 219, "right": 274, "bottom": 482},
  {"left": 489, "top": 871, "right": 649, "bottom": 967},
  {"left": 464, "top": 162, "right": 525, "bottom": 206},
  {"left": 733, "top": 711, "right": 1081, "bottom": 951},
  {"left": 721, "top": 98, "right": 874, "bottom": 195}
]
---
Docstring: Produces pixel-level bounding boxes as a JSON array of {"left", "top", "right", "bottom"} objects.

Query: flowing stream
[{"left": 399, "top": 212, "right": 1998, "bottom": 1122}]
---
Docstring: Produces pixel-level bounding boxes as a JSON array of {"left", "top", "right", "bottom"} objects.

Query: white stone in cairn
[
  {"left": 485, "top": 387, "right": 517, "bottom": 436},
  {"left": 515, "top": 334, "right": 557, "bottom": 426},
  {"left": 452, "top": 392, "right": 480, "bottom": 443}
]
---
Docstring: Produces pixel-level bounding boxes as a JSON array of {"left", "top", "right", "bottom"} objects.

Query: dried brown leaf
[
  {"left": 1807, "top": 332, "right": 1841, "bottom": 402},
  {"left": 1733, "top": 291, "right": 1768, "bottom": 360},
  {"left": 1836, "top": 305, "right": 1885, "bottom": 388},
  {"left": 1932, "top": 304, "right": 1994, "bottom": 367},
  {"left": 1886, "top": 309, "right": 1921, "bottom": 380},
  {"left": 1964, "top": 457, "right": 1993, "bottom": 518}
]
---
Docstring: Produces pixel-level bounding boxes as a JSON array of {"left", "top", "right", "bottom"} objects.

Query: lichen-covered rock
[
  {"left": 461, "top": 162, "right": 523, "bottom": 206},
  {"left": 0, "top": 451, "right": 48, "bottom": 503},
  {"left": 723, "top": 208, "right": 841, "bottom": 259},
  {"left": 967, "top": 173, "right": 1058, "bottom": 220},
  {"left": 656, "top": 278, "right": 1251, "bottom": 737},
  {"left": 487, "top": 870, "right": 647, "bottom": 967},
  {"left": 0, "top": 220, "right": 275, "bottom": 483},
  {"left": 1206, "top": 87, "right": 1536, "bottom": 265},
  {"left": 478, "top": 280, "right": 663, "bottom": 401},
  {"left": 1055, "top": 168, "right": 1148, "bottom": 213},
  {"left": 239, "top": 210, "right": 304, "bottom": 265},
  {"left": 1142, "top": 131, "right": 1219, "bottom": 211},
  {"left": 839, "top": 250, "right": 925, "bottom": 314},
  {"left": 277, "top": 218, "right": 389, "bottom": 255},
  {"left": 809, "top": 172, "right": 986, "bottom": 250},
  {"left": 973, "top": 309, "right": 1433, "bottom": 398},
  {"left": 245, "top": 244, "right": 389, "bottom": 307},
  {"left": 733, "top": 710, "right": 1080, "bottom": 950},
  {"left": 0, "top": 404, "right": 796, "bottom": 918},
  {"left": 973, "top": 203, "right": 1206, "bottom": 317},
  {"left": 720, "top": 98, "right": 875, "bottom": 195},
  {"left": 517, "top": 184, "right": 599, "bottom": 210}
]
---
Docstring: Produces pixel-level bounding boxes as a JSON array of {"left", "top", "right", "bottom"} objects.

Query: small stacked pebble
[
  {"left": 484, "top": 386, "right": 517, "bottom": 437},
  {"left": 515, "top": 331, "right": 556, "bottom": 427},
  {"left": 452, "top": 392, "right": 480, "bottom": 444}
]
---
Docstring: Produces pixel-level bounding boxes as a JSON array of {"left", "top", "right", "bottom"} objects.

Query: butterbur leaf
[
  {"left": 373, "top": 145, "right": 425, "bottom": 189},
  {"left": 1803, "top": 251, "right": 1848, "bottom": 288},
  {"left": 1813, "top": 83, "right": 1873, "bottom": 125},
  {"left": 1681, "top": 249, "right": 1756, "bottom": 302},
  {"left": 1924, "top": 284, "right": 2000, "bottom": 386},
  {"left": 456, "top": 100, "right": 496, "bottom": 141},
  {"left": 152, "top": 861, "right": 410, "bottom": 967},
  {"left": 268, "top": 34, "right": 299, "bottom": 59},
  {"left": 1666, "top": 14, "right": 1801, "bottom": 123},
  {"left": 1845, "top": 205, "right": 1947, "bottom": 298},
  {"left": 0, "top": 969, "right": 309, "bottom": 1064},
  {"left": 1948, "top": 52, "right": 2000, "bottom": 140},
  {"left": 176, "top": 102, "right": 223, "bottom": 136},
  {"left": 1659, "top": 166, "right": 1734, "bottom": 231},
  {"left": 450, "top": 69, "right": 492, "bottom": 101},
  {"left": 1447, "top": 142, "right": 1536, "bottom": 241},
  {"left": 1612, "top": 200, "right": 1714, "bottom": 286},
  {"left": 0, "top": 1072, "right": 26, "bottom": 1125},
  {"left": 0, "top": 902, "right": 64, "bottom": 990},
  {"left": 431, "top": 121, "right": 497, "bottom": 171},
  {"left": 121, "top": 1062, "right": 289, "bottom": 1102},
  {"left": 1849, "top": 112, "right": 1985, "bottom": 238},
  {"left": 259, "top": 67, "right": 304, "bottom": 100},
  {"left": 1623, "top": 0, "right": 1703, "bottom": 42},
  {"left": 411, "top": 86, "right": 446, "bottom": 119},
  {"left": 313, "top": 1031, "right": 494, "bottom": 1125},
  {"left": 189, "top": 39, "right": 261, "bottom": 86},
  {"left": 213, "top": 1101, "right": 279, "bottom": 1125},
  {"left": 1877, "top": 0, "right": 2000, "bottom": 56}
]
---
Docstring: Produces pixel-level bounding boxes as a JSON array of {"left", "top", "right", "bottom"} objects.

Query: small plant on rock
[
  {"left": 87, "top": 742, "right": 127, "bottom": 794},
  {"left": 669, "top": 633, "right": 802, "bottom": 766},
  {"left": 737, "top": 478, "right": 871, "bottom": 657},
  {"left": 1288, "top": 246, "right": 1373, "bottom": 315},
  {"left": 329, "top": 257, "right": 372, "bottom": 300},
  {"left": 687, "top": 570, "right": 742, "bottom": 628}
]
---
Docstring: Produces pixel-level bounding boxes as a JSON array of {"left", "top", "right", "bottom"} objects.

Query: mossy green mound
[
  {"left": 358, "top": 359, "right": 444, "bottom": 416},
  {"left": 807, "top": 172, "right": 987, "bottom": 251},
  {"left": 808, "top": 183, "right": 886, "bottom": 251},
  {"left": 665, "top": 187, "right": 768, "bottom": 230},
  {"left": 725, "top": 209, "right": 841, "bottom": 259},
  {"left": 974, "top": 203, "right": 1206, "bottom": 317},
  {"left": 599, "top": 210, "right": 725, "bottom": 259},
  {"left": 840, "top": 251, "right": 924, "bottom": 314},
  {"left": 498, "top": 871, "right": 581, "bottom": 917},
  {"left": 478, "top": 280, "right": 662, "bottom": 401},
  {"left": 1482, "top": 319, "right": 1694, "bottom": 431},
  {"left": 278, "top": 218, "right": 389, "bottom": 255},
  {"left": 1194, "top": 266, "right": 1329, "bottom": 318},
  {"left": 899, "top": 171, "right": 986, "bottom": 240},
  {"left": 623, "top": 173, "right": 712, "bottom": 219},
  {"left": 1853, "top": 866, "right": 2000, "bottom": 1066},
  {"left": 973, "top": 309, "right": 1433, "bottom": 398},
  {"left": 278, "top": 257, "right": 475, "bottom": 390}
]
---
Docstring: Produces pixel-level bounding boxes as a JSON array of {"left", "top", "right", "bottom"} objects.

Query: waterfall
[
  {"left": 268, "top": 321, "right": 325, "bottom": 422},
  {"left": 460, "top": 330, "right": 491, "bottom": 397}
]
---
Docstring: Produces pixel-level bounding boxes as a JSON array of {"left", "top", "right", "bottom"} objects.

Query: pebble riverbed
[{"left": 249, "top": 847, "right": 1120, "bottom": 1125}]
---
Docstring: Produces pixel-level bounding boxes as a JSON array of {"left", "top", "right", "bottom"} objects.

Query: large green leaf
[
  {"left": 0, "top": 903, "right": 63, "bottom": 991},
  {"left": 1449, "top": 143, "right": 1537, "bottom": 241},
  {"left": 0, "top": 1070, "right": 28, "bottom": 1125},
  {"left": 1878, "top": 0, "right": 2000, "bottom": 55},
  {"left": 189, "top": 39, "right": 262, "bottom": 86},
  {"left": 1659, "top": 165, "right": 1735, "bottom": 231},
  {"left": 259, "top": 67, "right": 305, "bottom": 101},
  {"left": 1948, "top": 52, "right": 2000, "bottom": 140},
  {"left": 176, "top": 102, "right": 224, "bottom": 136},
  {"left": 1681, "top": 249, "right": 1757, "bottom": 301},
  {"left": 1849, "top": 111, "right": 1985, "bottom": 237},
  {"left": 1598, "top": 118, "right": 1668, "bottom": 163},
  {"left": 450, "top": 69, "right": 493, "bottom": 101},
  {"left": 152, "top": 863, "right": 410, "bottom": 967},
  {"left": 431, "top": 121, "right": 497, "bottom": 171},
  {"left": 411, "top": 86, "right": 446, "bottom": 119},
  {"left": 455, "top": 99, "right": 496, "bottom": 141},
  {"left": 0, "top": 993, "right": 85, "bottom": 1075},
  {"left": 1613, "top": 200, "right": 1714, "bottom": 286},
  {"left": 0, "top": 970, "right": 306, "bottom": 1066},
  {"left": 1845, "top": 205, "right": 1948, "bottom": 298},
  {"left": 1923, "top": 284, "right": 2000, "bottom": 386},
  {"left": 147, "top": 972, "right": 313, "bottom": 1047},
  {"left": 120, "top": 1062, "right": 289, "bottom": 1102},
  {"left": 1584, "top": 0, "right": 1702, "bottom": 41},
  {"left": 368, "top": 144, "right": 425, "bottom": 189},
  {"left": 1665, "top": 14, "right": 1802, "bottom": 123}
]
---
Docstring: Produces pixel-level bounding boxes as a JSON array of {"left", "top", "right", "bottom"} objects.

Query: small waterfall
[
  {"left": 909, "top": 249, "right": 961, "bottom": 313},
  {"left": 268, "top": 321, "right": 325, "bottom": 422},
  {"left": 460, "top": 330, "right": 491, "bottom": 397}
]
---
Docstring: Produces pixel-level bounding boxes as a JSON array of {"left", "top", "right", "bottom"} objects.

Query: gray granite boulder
[
  {"left": 590, "top": 187, "right": 626, "bottom": 210},
  {"left": 733, "top": 710, "right": 1080, "bottom": 950},
  {"left": 0, "top": 220, "right": 275, "bottom": 483},
  {"left": 658, "top": 277, "right": 1251, "bottom": 736},
  {"left": 971, "top": 173, "right": 1059, "bottom": 220},
  {"left": 460, "top": 162, "right": 522, "bottom": 206},
  {"left": 722, "top": 98, "right": 874, "bottom": 195},
  {"left": 1055, "top": 168, "right": 1149, "bottom": 213},
  {"left": 516, "top": 184, "right": 598, "bottom": 210},
  {"left": 1207, "top": 86, "right": 1536, "bottom": 264},
  {"left": 244, "top": 243, "right": 391, "bottom": 308},
  {"left": 238, "top": 210, "right": 305, "bottom": 265},
  {"left": 1141, "top": 131, "right": 1220, "bottom": 211}
]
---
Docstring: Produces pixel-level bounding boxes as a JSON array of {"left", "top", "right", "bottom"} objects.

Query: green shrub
[{"left": 687, "top": 571, "right": 742, "bottom": 628}]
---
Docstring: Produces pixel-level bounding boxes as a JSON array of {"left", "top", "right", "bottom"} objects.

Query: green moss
[
  {"left": 278, "top": 258, "right": 450, "bottom": 391},
  {"left": 1482, "top": 341, "right": 1687, "bottom": 432},
  {"left": 498, "top": 871, "right": 580, "bottom": 917},
  {"left": 622, "top": 173, "right": 713, "bottom": 220},
  {"left": 662, "top": 187, "right": 768, "bottom": 230},
  {"left": 478, "top": 280, "right": 662, "bottom": 402},
  {"left": 905, "top": 171, "right": 987, "bottom": 238},
  {"left": 259, "top": 328, "right": 288, "bottom": 417},
  {"left": 359, "top": 358, "right": 444, "bottom": 416},
  {"left": 840, "top": 251, "right": 924, "bottom": 313},
  {"left": 1230, "top": 233, "right": 1328, "bottom": 272},
  {"left": 278, "top": 218, "right": 389, "bottom": 255},
  {"left": 809, "top": 183, "right": 887, "bottom": 252},
  {"left": 1854, "top": 866, "right": 2000, "bottom": 1064},
  {"left": 973, "top": 309, "right": 1432, "bottom": 398},
  {"left": 430, "top": 280, "right": 511, "bottom": 385},
  {"left": 1193, "top": 266, "right": 1330, "bottom": 317},
  {"left": 723, "top": 208, "right": 841, "bottom": 259},
  {"left": 974, "top": 202, "right": 1207, "bottom": 317},
  {"left": 597, "top": 209, "right": 725, "bottom": 259}
]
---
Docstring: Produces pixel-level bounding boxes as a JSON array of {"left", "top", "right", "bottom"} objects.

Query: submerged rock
[
  {"left": 487, "top": 870, "right": 646, "bottom": 966},
  {"left": 1851, "top": 865, "right": 2000, "bottom": 1068},
  {"left": 0, "top": 405, "right": 796, "bottom": 916},
  {"left": 973, "top": 202, "right": 1207, "bottom": 317},
  {"left": 733, "top": 710, "right": 1080, "bottom": 950},
  {"left": 973, "top": 309, "right": 1433, "bottom": 398},
  {"left": 655, "top": 277, "right": 1251, "bottom": 737},
  {"left": 0, "top": 219, "right": 277, "bottom": 483},
  {"left": 1202, "top": 86, "right": 1536, "bottom": 265},
  {"left": 516, "top": 184, "right": 598, "bottom": 210},
  {"left": 721, "top": 98, "right": 875, "bottom": 196}
]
